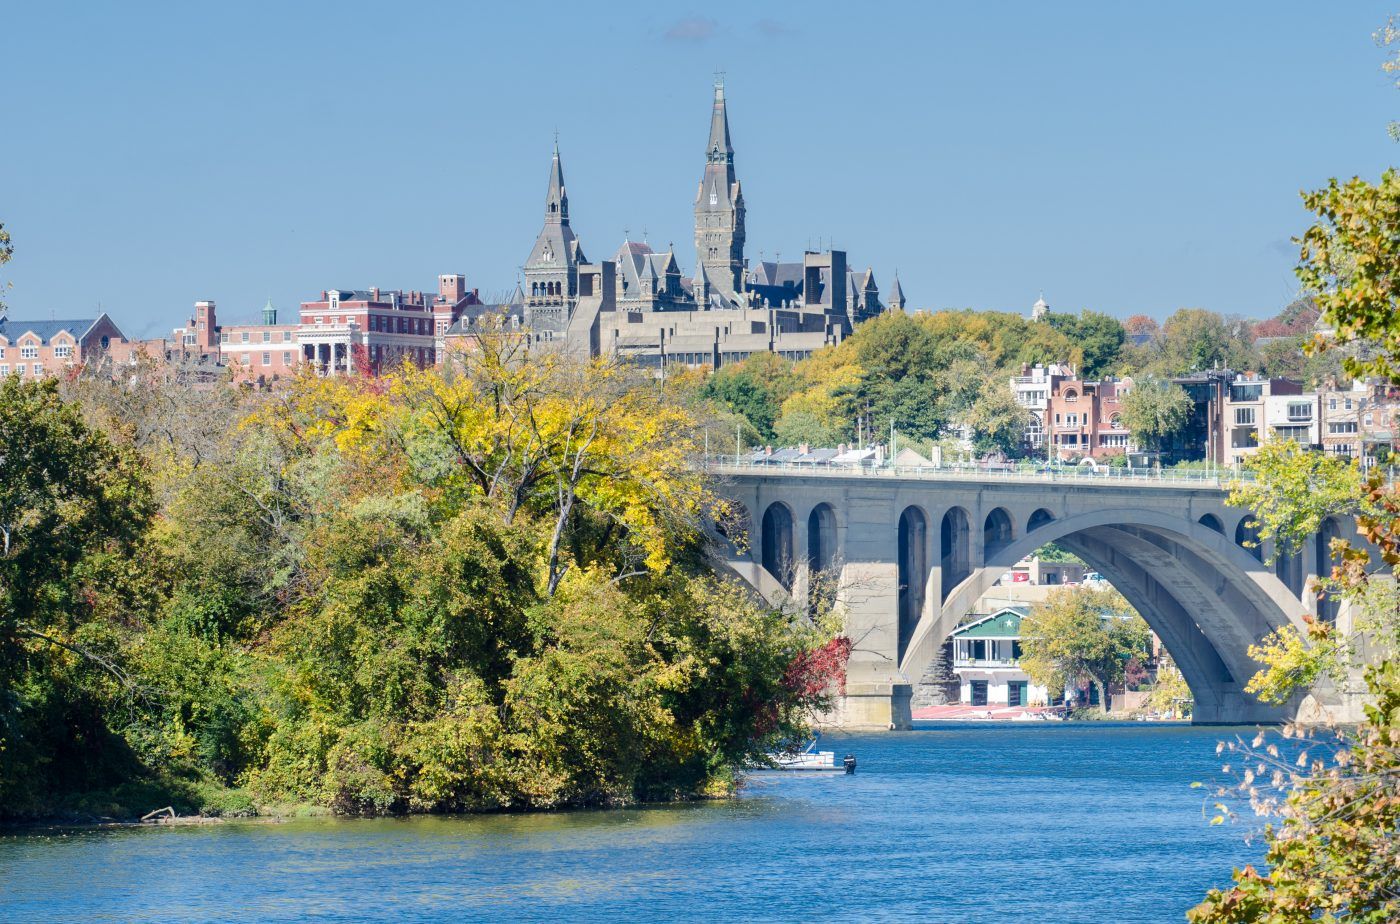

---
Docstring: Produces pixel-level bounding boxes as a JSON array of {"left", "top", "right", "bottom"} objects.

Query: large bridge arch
[{"left": 900, "top": 506, "right": 1314, "bottom": 723}]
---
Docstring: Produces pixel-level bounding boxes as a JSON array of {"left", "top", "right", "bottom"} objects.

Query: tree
[
  {"left": 1018, "top": 587, "right": 1150, "bottom": 710},
  {"left": 1191, "top": 163, "right": 1400, "bottom": 919},
  {"left": 1151, "top": 308, "right": 1259, "bottom": 375},
  {"left": 1297, "top": 168, "right": 1400, "bottom": 382},
  {"left": 0, "top": 376, "right": 154, "bottom": 812},
  {"left": 1119, "top": 377, "right": 1192, "bottom": 454},
  {"left": 0, "top": 221, "right": 12, "bottom": 312},
  {"left": 1046, "top": 309, "right": 1127, "bottom": 377},
  {"left": 962, "top": 380, "right": 1028, "bottom": 457},
  {"left": 1226, "top": 440, "right": 1363, "bottom": 562},
  {"left": 700, "top": 352, "right": 799, "bottom": 442}
]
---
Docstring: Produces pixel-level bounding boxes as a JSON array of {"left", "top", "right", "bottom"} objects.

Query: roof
[
  {"left": 951, "top": 606, "right": 1030, "bottom": 639},
  {"left": 0, "top": 317, "right": 99, "bottom": 344}
]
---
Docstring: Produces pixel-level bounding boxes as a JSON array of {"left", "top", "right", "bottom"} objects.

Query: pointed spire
[
  {"left": 889, "top": 273, "right": 905, "bottom": 310},
  {"left": 545, "top": 142, "right": 568, "bottom": 225},
  {"left": 707, "top": 78, "right": 733, "bottom": 162}
]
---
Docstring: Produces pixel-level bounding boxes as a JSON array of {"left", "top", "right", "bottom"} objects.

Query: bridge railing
[{"left": 705, "top": 457, "right": 1256, "bottom": 489}]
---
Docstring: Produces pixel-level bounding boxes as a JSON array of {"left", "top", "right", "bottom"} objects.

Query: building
[
  {"left": 520, "top": 80, "right": 897, "bottom": 367},
  {"left": 948, "top": 606, "right": 1049, "bottom": 708},
  {"left": 1010, "top": 362, "right": 1073, "bottom": 454},
  {"left": 218, "top": 300, "right": 301, "bottom": 382},
  {"left": 1318, "top": 378, "right": 1400, "bottom": 467},
  {"left": 0, "top": 310, "right": 130, "bottom": 379},
  {"left": 1045, "top": 375, "right": 1134, "bottom": 460},
  {"left": 1222, "top": 374, "right": 1317, "bottom": 465},
  {"left": 298, "top": 286, "right": 441, "bottom": 374}
]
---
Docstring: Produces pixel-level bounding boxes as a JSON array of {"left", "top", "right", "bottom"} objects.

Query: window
[
  {"left": 32, "top": 364, "right": 43, "bottom": 377},
  {"left": 262, "top": 331, "right": 271, "bottom": 343},
  {"left": 221, "top": 332, "right": 229, "bottom": 343},
  {"left": 1345, "top": 399, "right": 1354, "bottom": 410},
  {"left": 54, "top": 345, "right": 72, "bottom": 358},
  {"left": 20, "top": 345, "right": 38, "bottom": 359},
  {"left": 1064, "top": 389, "right": 1079, "bottom": 402},
  {"left": 241, "top": 332, "right": 249, "bottom": 343},
  {"left": 1365, "top": 413, "right": 1375, "bottom": 426},
  {"left": 1234, "top": 407, "right": 1256, "bottom": 426},
  {"left": 1109, "top": 413, "right": 1122, "bottom": 429},
  {"left": 1231, "top": 384, "right": 1263, "bottom": 402},
  {"left": 283, "top": 331, "right": 292, "bottom": 342},
  {"left": 262, "top": 352, "right": 271, "bottom": 366},
  {"left": 0, "top": 365, "right": 7, "bottom": 376},
  {"left": 1287, "top": 402, "right": 1313, "bottom": 422},
  {"left": 283, "top": 351, "right": 292, "bottom": 364},
  {"left": 1329, "top": 398, "right": 1337, "bottom": 410}
]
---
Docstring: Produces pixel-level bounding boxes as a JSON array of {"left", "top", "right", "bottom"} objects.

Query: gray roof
[
  {"left": 888, "top": 274, "right": 905, "bottom": 304},
  {"left": 0, "top": 317, "right": 98, "bottom": 344}
]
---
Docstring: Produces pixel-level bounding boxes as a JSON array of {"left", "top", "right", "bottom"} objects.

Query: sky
[{"left": 3, "top": 1, "right": 1398, "bottom": 336}]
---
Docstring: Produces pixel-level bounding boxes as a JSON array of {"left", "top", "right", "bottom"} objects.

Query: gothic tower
[
  {"left": 523, "top": 142, "right": 586, "bottom": 335},
  {"left": 694, "top": 80, "right": 745, "bottom": 302}
]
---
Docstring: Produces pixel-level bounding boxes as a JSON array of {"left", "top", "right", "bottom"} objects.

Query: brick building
[
  {"left": 0, "top": 311, "right": 130, "bottom": 379},
  {"left": 1045, "top": 375, "right": 1134, "bottom": 460}
]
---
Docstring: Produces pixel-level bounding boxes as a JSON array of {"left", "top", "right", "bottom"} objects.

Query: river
[{"left": 0, "top": 722, "right": 1260, "bottom": 923}]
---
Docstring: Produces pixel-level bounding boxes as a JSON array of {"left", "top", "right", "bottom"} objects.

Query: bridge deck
[{"left": 708, "top": 460, "right": 1246, "bottom": 490}]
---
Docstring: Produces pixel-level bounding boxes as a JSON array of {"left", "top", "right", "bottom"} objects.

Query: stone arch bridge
[{"left": 715, "top": 464, "right": 1360, "bottom": 729}]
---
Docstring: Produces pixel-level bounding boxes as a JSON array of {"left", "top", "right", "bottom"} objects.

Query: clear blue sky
[{"left": 3, "top": 1, "right": 1397, "bottom": 336}]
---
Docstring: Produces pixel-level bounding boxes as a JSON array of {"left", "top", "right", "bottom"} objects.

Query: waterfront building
[
  {"left": 0, "top": 309, "right": 130, "bottom": 379},
  {"left": 948, "top": 606, "right": 1048, "bottom": 708}
]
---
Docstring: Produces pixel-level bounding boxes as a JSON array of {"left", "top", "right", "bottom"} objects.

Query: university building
[{"left": 517, "top": 81, "right": 903, "bottom": 367}]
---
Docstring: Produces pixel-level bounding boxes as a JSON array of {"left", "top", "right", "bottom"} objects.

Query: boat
[{"left": 765, "top": 734, "right": 845, "bottom": 771}]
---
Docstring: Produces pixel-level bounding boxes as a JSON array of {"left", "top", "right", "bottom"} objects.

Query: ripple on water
[{"left": 0, "top": 723, "right": 1259, "bottom": 923}]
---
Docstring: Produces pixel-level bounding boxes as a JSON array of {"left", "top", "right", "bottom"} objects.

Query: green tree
[
  {"left": 1119, "top": 377, "right": 1193, "bottom": 454},
  {"left": 1298, "top": 168, "right": 1400, "bottom": 382},
  {"left": 0, "top": 376, "right": 154, "bottom": 812},
  {"left": 1151, "top": 308, "right": 1259, "bottom": 375},
  {"left": 700, "top": 352, "right": 799, "bottom": 442},
  {"left": 1018, "top": 587, "right": 1150, "bottom": 711},
  {"left": 1226, "top": 440, "right": 1363, "bottom": 562},
  {"left": 962, "top": 379, "right": 1028, "bottom": 457},
  {"left": 1046, "top": 309, "right": 1127, "bottom": 376}
]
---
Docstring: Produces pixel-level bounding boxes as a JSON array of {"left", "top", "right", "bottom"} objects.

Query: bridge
[{"left": 712, "top": 461, "right": 1364, "bottom": 728}]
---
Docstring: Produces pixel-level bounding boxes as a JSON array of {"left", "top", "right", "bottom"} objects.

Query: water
[{"left": 0, "top": 723, "right": 1260, "bottom": 923}]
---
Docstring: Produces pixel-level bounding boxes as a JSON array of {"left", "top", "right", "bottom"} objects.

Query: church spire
[
  {"left": 545, "top": 141, "right": 568, "bottom": 225},
  {"left": 694, "top": 78, "right": 745, "bottom": 300},
  {"left": 707, "top": 78, "right": 733, "bottom": 163}
]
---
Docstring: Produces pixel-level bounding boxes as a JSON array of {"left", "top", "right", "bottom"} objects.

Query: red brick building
[
  {"left": 0, "top": 311, "right": 131, "bottom": 379},
  {"left": 1046, "top": 375, "right": 1134, "bottom": 460}
]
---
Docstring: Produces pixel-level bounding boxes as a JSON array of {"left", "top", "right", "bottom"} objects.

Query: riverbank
[{"left": 0, "top": 724, "right": 1255, "bottom": 923}]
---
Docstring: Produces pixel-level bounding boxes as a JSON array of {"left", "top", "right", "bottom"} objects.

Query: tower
[
  {"left": 694, "top": 79, "right": 745, "bottom": 301},
  {"left": 888, "top": 273, "right": 906, "bottom": 312},
  {"left": 523, "top": 142, "right": 586, "bottom": 335}
]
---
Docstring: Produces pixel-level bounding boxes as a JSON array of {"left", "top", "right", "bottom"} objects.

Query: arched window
[{"left": 1064, "top": 389, "right": 1079, "bottom": 403}]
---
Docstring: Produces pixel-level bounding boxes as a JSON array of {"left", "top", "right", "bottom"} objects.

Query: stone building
[{"left": 518, "top": 81, "right": 900, "bottom": 367}]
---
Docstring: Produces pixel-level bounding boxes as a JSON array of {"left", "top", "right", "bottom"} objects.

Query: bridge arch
[
  {"left": 983, "top": 507, "right": 1014, "bottom": 555},
  {"left": 901, "top": 506, "right": 1312, "bottom": 723},
  {"left": 1027, "top": 508, "right": 1055, "bottom": 533},
  {"left": 1235, "top": 516, "right": 1262, "bottom": 562},
  {"left": 897, "top": 507, "right": 929, "bottom": 662},
  {"left": 1198, "top": 513, "right": 1224, "bottom": 534},
  {"left": 940, "top": 507, "right": 971, "bottom": 602},
  {"left": 807, "top": 503, "right": 838, "bottom": 574},
  {"left": 1315, "top": 516, "right": 1344, "bottom": 623},
  {"left": 760, "top": 502, "right": 795, "bottom": 591}
]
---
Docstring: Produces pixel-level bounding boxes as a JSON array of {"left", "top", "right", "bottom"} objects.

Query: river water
[{"left": 0, "top": 723, "right": 1260, "bottom": 923}]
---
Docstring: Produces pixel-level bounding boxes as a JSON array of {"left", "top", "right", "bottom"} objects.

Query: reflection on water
[{"left": 0, "top": 723, "right": 1256, "bottom": 923}]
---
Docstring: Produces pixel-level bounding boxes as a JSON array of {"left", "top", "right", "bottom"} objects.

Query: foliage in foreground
[
  {"left": 1194, "top": 164, "right": 1400, "bottom": 921},
  {"left": 0, "top": 342, "right": 843, "bottom": 819}
]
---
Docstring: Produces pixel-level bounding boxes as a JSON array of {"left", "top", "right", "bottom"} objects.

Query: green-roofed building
[{"left": 949, "top": 606, "right": 1050, "bottom": 708}]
